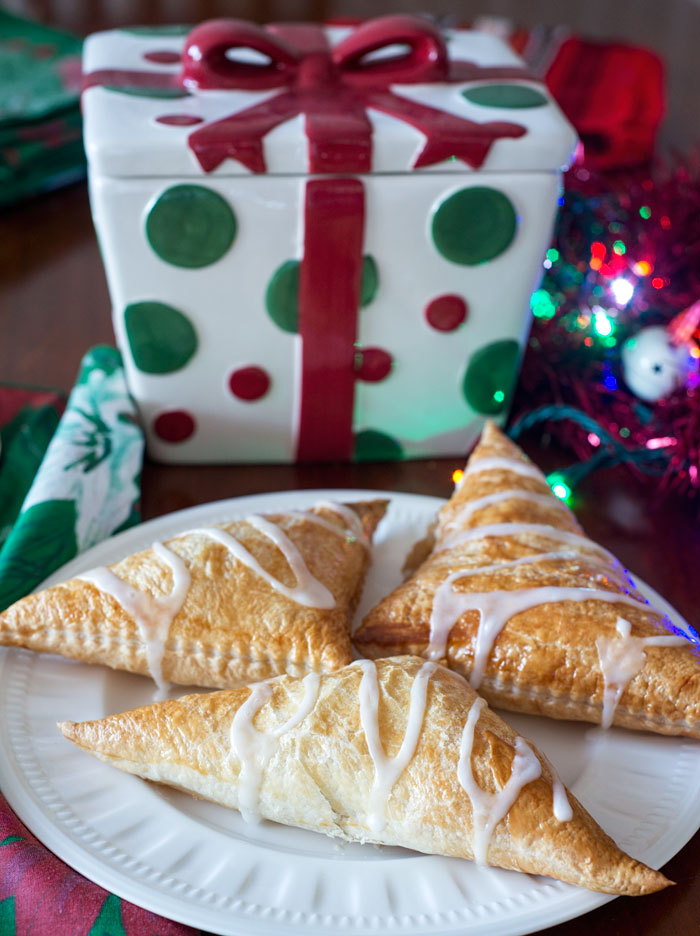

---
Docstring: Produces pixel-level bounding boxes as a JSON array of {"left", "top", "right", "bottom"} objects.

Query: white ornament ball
[{"left": 620, "top": 325, "right": 689, "bottom": 402}]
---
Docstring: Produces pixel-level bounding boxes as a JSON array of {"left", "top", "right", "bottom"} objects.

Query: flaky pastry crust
[
  {"left": 59, "top": 656, "right": 670, "bottom": 896},
  {"left": 0, "top": 499, "right": 387, "bottom": 688},
  {"left": 354, "top": 425, "right": 700, "bottom": 738}
]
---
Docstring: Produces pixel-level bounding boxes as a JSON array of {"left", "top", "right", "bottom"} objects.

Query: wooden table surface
[{"left": 1, "top": 4, "right": 700, "bottom": 934}]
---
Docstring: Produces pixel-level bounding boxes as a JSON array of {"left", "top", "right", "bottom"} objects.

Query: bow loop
[
  {"left": 181, "top": 19, "right": 300, "bottom": 91},
  {"left": 332, "top": 15, "right": 448, "bottom": 87}
]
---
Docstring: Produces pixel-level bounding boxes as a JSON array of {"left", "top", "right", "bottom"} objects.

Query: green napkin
[
  {"left": 0, "top": 8, "right": 85, "bottom": 206},
  {"left": 0, "top": 346, "right": 144, "bottom": 612},
  {"left": 0, "top": 386, "right": 65, "bottom": 551}
]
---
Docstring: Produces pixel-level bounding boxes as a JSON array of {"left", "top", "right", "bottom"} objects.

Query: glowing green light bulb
[
  {"left": 547, "top": 472, "right": 572, "bottom": 503},
  {"left": 530, "top": 288, "right": 557, "bottom": 320}
]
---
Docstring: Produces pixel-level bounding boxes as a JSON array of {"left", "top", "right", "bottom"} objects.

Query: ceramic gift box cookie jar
[{"left": 82, "top": 16, "right": 577, "bottom": 463}]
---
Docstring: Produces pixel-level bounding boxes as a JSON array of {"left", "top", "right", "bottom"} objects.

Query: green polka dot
[
  {"left": 462, "top": 339, "right": 520, "bottom": 414},
  {"left": 266, "top": 260, "right": 300, "bottom": 333},
  {"left": 431, "top": 187, "right": 517, "bottom": 266},
  {"left": 360, "top": 255, "right": 379, "bottom": 307},
  {"left": 354, "top": 429, "right": 404, "bottom": 462},
  {"left": 124, "top": 301, "right": 198, "bottom": 374},
  {"left": 146, "top": 185, "right": 236, "bottom": 268},
  {"left": 121, "top": 25, "right": 192, "bottom": 35},
  {"left": 462, "top": 84, "right": 549, "bottom": 109},
  {"left": 103, "top": 85, "right": 189, "bottom": 99}
]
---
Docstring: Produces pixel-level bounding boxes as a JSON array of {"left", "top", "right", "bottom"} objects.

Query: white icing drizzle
[
  {"left": 427, "top": 580, "right": 656, "bottom": 688},
  {"left": 551, "top": 775, "right": 573, "bottom": 822},
  {"left": 595, "top": 616, "right": 688, "bottom": 729},
  {"left": 436, "top": 522, "right": 615, "bottom": 564},
  {"left": 457, "top": 697, "right": 542, "bottom": 865},
  {"left": 314, "top": 500, "right": 371, "bottom": 548},
  {"left": 78, "top": 541, "right": 191, "bottom": 700},
  {"left": 287, "top": 501, "right": 370, "bottom": 549},
  {"left": 230, "top": 672, "right": 321, "bottom": 823},
  {"left": 443, "top": 489, "right": 569, "bottom": 535},
  {"left": 463, "top": 456, "right": 546, "bottom": 483},
  {"left": 191, "top": 515, "right": 335, "bottom": 608},
  {"left": 358, "top": 659, "right": 437, "bottom": 834}
]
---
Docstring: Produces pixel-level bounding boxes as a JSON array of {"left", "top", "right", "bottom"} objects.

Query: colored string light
[
  {"left": 610, "top": 277, "right": 634, "bottom": 306},
  {"left": 530, "top": 288, "right": 557, "bottom": 319},
  {"left": 514, "top": 158, "right": 700, "bottom": 509},
  {"left": 546, "top": 472, "right": 573, "bottom": 503},
  {"left": 593, "top": 308, "right": 614, "bottom": 336}
]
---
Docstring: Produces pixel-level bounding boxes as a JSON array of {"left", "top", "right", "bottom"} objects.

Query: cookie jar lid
[{"left": 82, "top": 16, "right": 578, "bottom": 178}]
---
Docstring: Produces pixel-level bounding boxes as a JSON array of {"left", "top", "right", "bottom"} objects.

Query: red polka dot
[
  {"left": 155, "top": 114, "right": 204, "bottom": 126},
  {"left": 143, "top": 50, "right": 181, "bottom": 64},
  {"left": 153, "top": 409, "right": 196, "bottom": 443},
  {"left": 355, "top": 347, "right": 393, "bottom": 382},
  {"left": 425, "top": 294, "right": 468, "bottom": 332},
  {"left": 229, "top": 366, "right": 271, "bottom": 401}
]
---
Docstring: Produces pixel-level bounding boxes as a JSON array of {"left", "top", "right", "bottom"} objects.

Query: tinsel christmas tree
[{"left": 510, "top": 157, "right": 700, "bottom": 505}]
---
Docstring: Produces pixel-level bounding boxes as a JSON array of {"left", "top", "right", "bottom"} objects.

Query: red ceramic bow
[
  {"left": 85, "top": 16, "right": 534, "bottom": 174},
  {"left": 180, "top": 16, "right": 451, "bottom": 91}
]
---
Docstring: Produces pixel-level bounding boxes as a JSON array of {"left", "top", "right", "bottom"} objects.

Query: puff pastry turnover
[
  {"left": 0, "top": 499, "right": 386, "bottom": 692},
  {"left": 354, "top": 423, "right": 700, "bottom": 738},
  {"left": 59, "top": 656, "right": 669, "bottom": 895}
]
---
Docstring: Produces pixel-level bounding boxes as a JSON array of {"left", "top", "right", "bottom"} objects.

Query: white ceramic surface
[
  {"left": 1, "top": 490, "right": 698, "bottom": 936},
  {"left": 92, "top": 171, "right": 559, "bottom": 463}
]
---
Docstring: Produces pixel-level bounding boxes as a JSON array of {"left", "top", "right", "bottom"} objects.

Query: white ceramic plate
[{"left": 1, "top": 490, "right": 699, "bottom": 936}]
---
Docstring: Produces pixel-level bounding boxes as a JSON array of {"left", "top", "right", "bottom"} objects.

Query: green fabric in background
[{"left": 0, "top": 8, "right": 85, "bottom": 206}]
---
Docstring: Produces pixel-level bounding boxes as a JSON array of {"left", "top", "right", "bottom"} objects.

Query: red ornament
[{"left": 545, "top": 37, "right": 664, "bottom": 170}]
